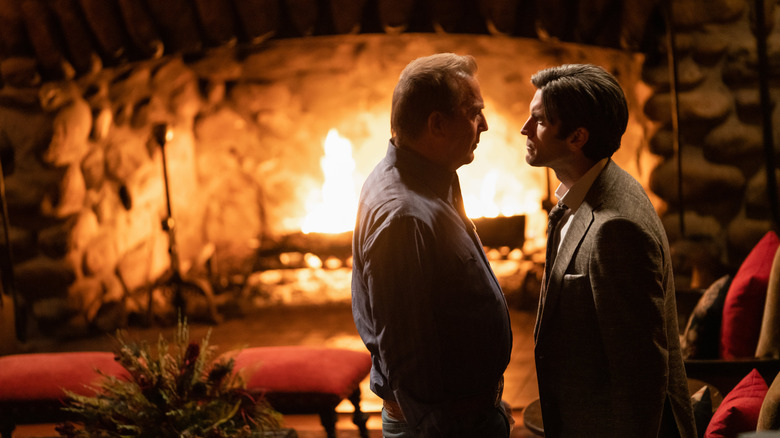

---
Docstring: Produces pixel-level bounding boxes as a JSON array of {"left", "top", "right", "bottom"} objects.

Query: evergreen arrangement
[{"left": 56, "top": 319, "right": 282, "bottom": 438}]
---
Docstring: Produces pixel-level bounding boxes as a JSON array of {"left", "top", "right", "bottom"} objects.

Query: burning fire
[
  {"left": 301, "top": 129, "right": 359, "bottom": 234},
  {"left": 301, "top": 108, "right": 548, "bottom": 243},
  {"left": 458, "top": 107, "right": 546, "bottom": 222}
]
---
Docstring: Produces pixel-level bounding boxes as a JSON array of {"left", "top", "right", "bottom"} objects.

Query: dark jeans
[{"left": 381, "top": 406, "right": 510, "bottom": 438}]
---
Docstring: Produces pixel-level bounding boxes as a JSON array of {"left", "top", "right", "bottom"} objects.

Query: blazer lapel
[
  {"left": 535, "top": 204, "right": 594, "bottom": 341},
  {"left": 535, "top": 161, "right": 618, "bottom": 342}
]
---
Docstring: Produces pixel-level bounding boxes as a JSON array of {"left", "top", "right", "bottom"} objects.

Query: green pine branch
[{"left": 56, "top": 318, "right": 282, "bottom": 438}]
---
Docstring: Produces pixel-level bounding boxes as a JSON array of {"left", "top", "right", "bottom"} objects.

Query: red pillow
[
  {"left": 720, "top": 231, "right": 780, "bottom": 359},
  {"left": 705, "top": 369, "right": 769, "bottom": 438}
]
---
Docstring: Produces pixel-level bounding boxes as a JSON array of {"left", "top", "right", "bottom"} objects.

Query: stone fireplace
[{"left": 0, "top": 0, "right": 776, "bottom": 339}]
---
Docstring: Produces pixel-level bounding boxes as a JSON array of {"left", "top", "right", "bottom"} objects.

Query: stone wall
[
  {"left": 0, "top": 33, "right": 647, "bottom": 338},
  {"left": 642, "top": 0, "right": 779, "bottom": 288}
]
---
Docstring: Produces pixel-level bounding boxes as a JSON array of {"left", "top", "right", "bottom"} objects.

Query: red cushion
[
  {"left": 721, "top": 231, "right": 780, "bottom": 359},
  {"left": 0, "top": 352, "right": 125, "bottom": 401},
  {"left": 228, "top": 346, "right": 371, "bottom": 397},
  {"left": 705, "top": 368, "right": 768, "bottom": 438}
]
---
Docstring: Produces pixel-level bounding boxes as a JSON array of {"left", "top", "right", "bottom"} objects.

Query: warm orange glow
[
  {"left": 304, "top": 252, "right": 323, "bottom": 268},
  {"left": 301, "top": 106, "right": 548, "bottom": 244},
  {"left": 302, "top": 129, "right": 360, "bottom": 234},
  {"left": 458, "top": 107, "right": 548, "bottom": 242}
]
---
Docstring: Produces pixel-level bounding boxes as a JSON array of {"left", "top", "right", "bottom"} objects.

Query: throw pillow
[
  {"left": 756, "top": 245, "right": 780, "bottom": 358},
  {"left": 758, "top": 372, "right": 780, "bottom": 430},
  {"left": 705, "top": 369, "right": 769, "bottom": 438},
  {"left": 682, "top": 275, "right": 732, "bottom": 359},
  {"left": 692, "top": 384, "right": 714, "bottom": 438},
  {"left": 721, "top": 231, "right": 780, "bottom": 359}
]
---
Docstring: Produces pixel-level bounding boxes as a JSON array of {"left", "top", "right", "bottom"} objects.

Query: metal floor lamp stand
[{"left": 145, "top": 123, "right": 219, "bottom": 326}]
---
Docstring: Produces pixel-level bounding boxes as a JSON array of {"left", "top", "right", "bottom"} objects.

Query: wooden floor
[{"left": 7, "top": 304, "right": 541, "bottom": 437}]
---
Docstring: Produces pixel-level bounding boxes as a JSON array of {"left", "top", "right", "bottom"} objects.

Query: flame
[
  {"left": 301, "top": 129, "right": 359, "bottom": 234},
  {"left": 302, "top": 106, "right": 549, "bottom": 243},
  {"left": 458, "top": 108, "right": 547, "bottom": 241}
]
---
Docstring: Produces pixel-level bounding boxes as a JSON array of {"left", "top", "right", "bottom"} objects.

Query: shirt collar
[
  {"left": 386, "top": 140, "right": 456, "bottom": 201},
  {"left": 555, "top": 158, "right": 609, "bottom": 213}
]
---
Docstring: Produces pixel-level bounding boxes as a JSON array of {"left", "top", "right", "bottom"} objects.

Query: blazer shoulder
[{"left": 590, "top": 162, "right": 655, "bottom": 210}]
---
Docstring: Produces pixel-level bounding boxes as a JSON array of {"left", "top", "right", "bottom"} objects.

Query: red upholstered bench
[
  {"left": 226, "top": 346, "right": 372, "bottom": 438},
  {"left": 0, "top": 351, "right": 126, "bottom": 438}
]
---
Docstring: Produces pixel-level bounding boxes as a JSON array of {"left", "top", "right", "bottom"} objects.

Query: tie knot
[{"left": 548, "top": 202, "right": 568, "bottom": 222}]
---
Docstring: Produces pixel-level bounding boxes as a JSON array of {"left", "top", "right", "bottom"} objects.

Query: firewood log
[
  {"left": 431, "top": 0, "right": 463, "bottom": 33},
  {"left": 192, "top": 0, "right": 237, "bottom": 47},
  {"left": 20, "top": 0, "right": 74, "bottom": 79},
  {"left": 0, "top": 0, "right": 29, "bottom": 56},
  {"left": 232, "top": 0, "right": 279, "bottom": 44},
  {"left": 378, "top": 0, "right": 414, "bottom": 34},
  {"left": 285, "top": 0, "right": 317, "bottom": 37},
  {"left": 479, "top": 0, "right": 520, "bottom": 36},
  {"left": 143, "top": 0, "right": 202, "bottom": 54},
  {"left": 78, "top": 0, "right": 129, "bottom": 63},
  {"left": 116, "top": 0, "right": 163, "bottom": 59},
  {"left": 50, "top": 0, "right": 101, "bottom": 75},
  {"left": 329, "top": 0, "right": 365, "bottom": 34}
]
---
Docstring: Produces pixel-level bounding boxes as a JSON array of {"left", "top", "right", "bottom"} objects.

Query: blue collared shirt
[{"left": 351, "top": 141, "right": 513, "bottom": 432}]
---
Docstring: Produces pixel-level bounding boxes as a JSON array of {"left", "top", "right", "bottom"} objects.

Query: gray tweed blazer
[{"left": 534, "top": 160, "right": 697, "bottom": 438}]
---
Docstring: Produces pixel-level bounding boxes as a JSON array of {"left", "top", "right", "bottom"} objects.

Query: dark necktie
[{"left": 544, "top": 201, "right": 569, "bottom": 283}]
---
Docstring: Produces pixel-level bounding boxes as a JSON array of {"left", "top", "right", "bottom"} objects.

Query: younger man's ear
[{"left": 567, "top": 127, "right": 589, "bottom": 151}]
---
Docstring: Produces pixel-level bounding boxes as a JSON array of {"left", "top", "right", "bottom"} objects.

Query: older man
[{"left": 352, "top": 53, "right": 513, "bottom": 437}]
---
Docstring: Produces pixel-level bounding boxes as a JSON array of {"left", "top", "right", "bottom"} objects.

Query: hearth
[{"left": 0, "top": 29, "right": 650, "bottom": 339}]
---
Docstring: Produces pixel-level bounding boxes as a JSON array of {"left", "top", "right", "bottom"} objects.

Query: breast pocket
[
  {"left": 560, "top": 273, "right": 591, "bottom": 299},
  {"left": 561, "top": 273, "right": 589, "bottom": 292},
  {"left": 558, "top": 272, "right": 597, "bottom": 324}
]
